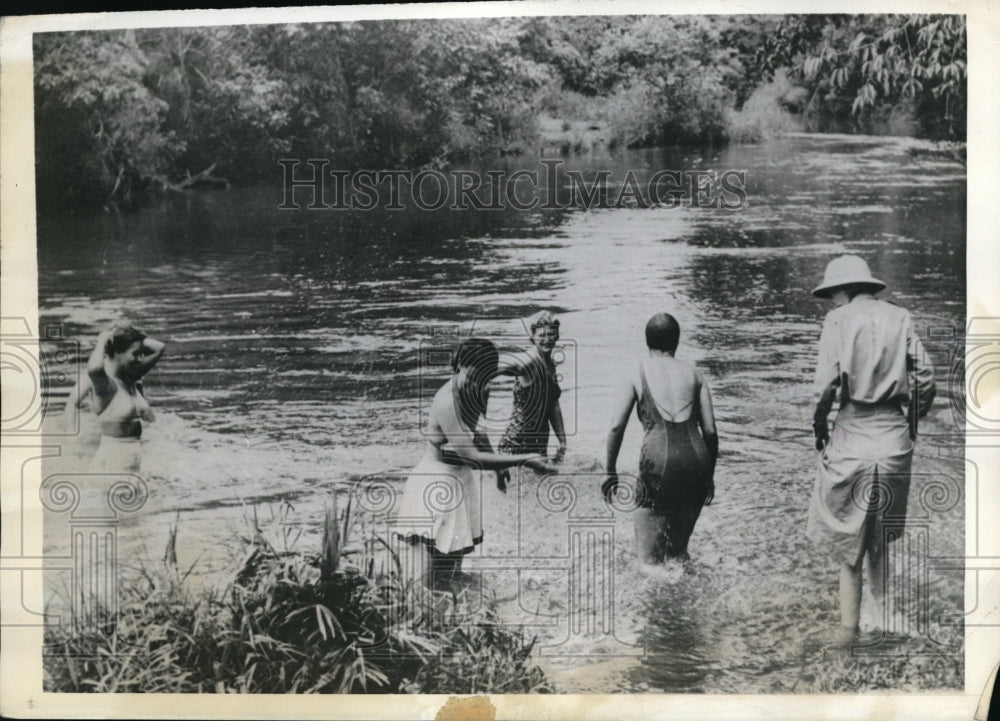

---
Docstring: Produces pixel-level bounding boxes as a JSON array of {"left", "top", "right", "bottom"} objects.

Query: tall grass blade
[
  {"left": 320, "top": 494, "right": 340, "bottom": 582},
  {"left": 163, "top": 513, "right": 179, "bottom": 570}
]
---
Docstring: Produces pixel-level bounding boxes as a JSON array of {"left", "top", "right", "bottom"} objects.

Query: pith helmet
[{"left": 812, "top": 255, "right": 886, "bottom": 298}]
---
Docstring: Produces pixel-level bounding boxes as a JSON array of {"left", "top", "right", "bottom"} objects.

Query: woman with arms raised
[{"left": 86, "top": 324, "right": 166, "bottom": 477}]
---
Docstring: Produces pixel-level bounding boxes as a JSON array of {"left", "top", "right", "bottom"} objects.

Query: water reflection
[{"left": 631, "top": 570, "right": 715, "bottom": 692}]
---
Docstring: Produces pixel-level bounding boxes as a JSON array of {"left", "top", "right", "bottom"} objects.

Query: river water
[{"left": 38, "top": 134, "right": 966, "bottom": 693}]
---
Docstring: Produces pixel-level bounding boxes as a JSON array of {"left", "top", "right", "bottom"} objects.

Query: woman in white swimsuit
[{"left": 86, "top": 324, "right": 165, "bottom": 478}]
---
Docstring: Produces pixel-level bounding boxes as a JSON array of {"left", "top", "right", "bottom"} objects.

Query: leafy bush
[{"left": 43, "top": 502, "right": 551, "bottom": 694}]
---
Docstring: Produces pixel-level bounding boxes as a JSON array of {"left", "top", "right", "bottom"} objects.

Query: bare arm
[
  {"left": 471, "top": 385, "right": 511, "bottom": 491},
  {"left": 435, "top": 385, "right": 553, "bottom": 473},
  {"left": 696, "top": 371, "right": 718, "bottom": 466},
  {"left": 86, "top": 329, "right": 116, "bottom": 412},
  {"left": 605, "top": 373, "right": 637, "bottom": 481},
  {"left": 134, "top": 336, "right": 166, "bottom": 378},
  {"left": 87, "top": 330, "right": 109, "bottom": 377},
  {"left": 62, "top": 375, "right": 92, "bottom": 415},
  {"left": 59, "top": 375, "right": 93, "bottom": 433},
  {"left": 696, "top": 371, "right": 719, "bottom": 505},
  {"left": 474, "top": 428, "right": 510, "bottom": 492},
  {"left": 549, "top": 397, "right": 567, "bottom": 462}
]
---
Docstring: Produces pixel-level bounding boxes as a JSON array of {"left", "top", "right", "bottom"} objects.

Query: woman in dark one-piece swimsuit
[
  {"left": 604, "top": 313, "right": 719, "bottom": 566},
  {"left": 497, "top": 310, "right": 567, "bottom": 462}
]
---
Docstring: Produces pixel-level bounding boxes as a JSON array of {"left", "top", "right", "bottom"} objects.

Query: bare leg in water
[
  {"left": 400, "top": 540, "right": 466, "bottom": 590},
  {"left": 839, "top": 560, "right": 863, "bottom": 633},
  {"left": 430, "top": 548, "right": 465, "bottom": 589},
  {"left": 636, "top": 507, "right": 698, "bottom": 573},
  {"left": 635, "top": 508, "right": 695, "bottom": 573},
  {"left": 400, "top": 539, "right": 432, "bottom": 587},
  {"left": 839, "top": 516, "right": 888, "bottom": 638}
]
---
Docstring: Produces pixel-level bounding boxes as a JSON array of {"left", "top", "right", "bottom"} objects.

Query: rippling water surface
[{"left": 39, "top": 134, "right": 965, "bottom": 692}]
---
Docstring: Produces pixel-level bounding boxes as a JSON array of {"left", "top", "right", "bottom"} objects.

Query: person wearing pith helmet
[{"left": 805, "top": 255, "right": 936, "bottom": 639}]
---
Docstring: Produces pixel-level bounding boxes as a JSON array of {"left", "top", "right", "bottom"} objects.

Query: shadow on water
[{"left": 628, "top": 566, "right": 715, "bottom": 692}]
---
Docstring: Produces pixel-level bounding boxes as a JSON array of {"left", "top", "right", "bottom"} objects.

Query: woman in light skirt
[
  {"left": 395, "top": 337, "right": 555, "bottom": 588},
  {"left": 806, "top": 256, "right": 935, "bottom": 638}
]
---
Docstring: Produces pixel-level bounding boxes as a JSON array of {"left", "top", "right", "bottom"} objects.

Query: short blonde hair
[{"left": 527, "top": 310, "right": 560, "bottom": 336}]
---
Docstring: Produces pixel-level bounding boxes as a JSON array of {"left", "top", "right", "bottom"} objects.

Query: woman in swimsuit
[
  {"left": 395, "top": 337, "right": 556, "bottom": 588},
  {"left": 86, "top": 324, "right": 165, "bottom": 478},
  {"left": 497, "top": 311, "right": 568, "bottom": 463},
  {"left": 604, "top": 313, "right": 718, "bottom": 565}
]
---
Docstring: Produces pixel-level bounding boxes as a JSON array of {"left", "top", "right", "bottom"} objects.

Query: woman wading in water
[
  {"left": 497, "top": 311, "right": 567, "bottom": 463},
  {"left": 806, "top": 255, "right": 935, "bottom": 638},
  {"left": 604, "top": 313, "right": 718, "bottom": 567},
  {"left": 86, "top": 324, "right": 166, "bottom": 482},
  {"left": 395, "top": 338, "right": 556, "bottom": 588}
]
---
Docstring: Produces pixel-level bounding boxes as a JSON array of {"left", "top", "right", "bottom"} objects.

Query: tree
[
  {"left": 587, "top": 16, "right": 748, "bottom": 146},
  {"left": 754, "top": 14, "right": 966, "bottom": 140},
  {"left": 34, "top": 30, "right": 180, "bottom": 208}
]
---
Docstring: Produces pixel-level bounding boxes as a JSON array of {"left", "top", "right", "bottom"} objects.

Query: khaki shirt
[{"left": 814, "top": 294, "right": 935, "bottom": 413}]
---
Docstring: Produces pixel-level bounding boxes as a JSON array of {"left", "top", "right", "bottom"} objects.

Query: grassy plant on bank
[
  {"left": 43, "top": 499, "right": 551, "bottom": 694},
  {"left": 406, "top": 608, "right": 548, "bottom": 693},
  {"left": 789, "top": 636, "right": 964, "bottom": 692}
]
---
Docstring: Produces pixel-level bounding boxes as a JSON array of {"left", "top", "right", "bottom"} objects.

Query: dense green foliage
[
  {"left": 519, "top": 15, "right": 775, "bottom": 147},
  {"left": 754, "top": 15, "right": 966, "bottom": 139},
  {"left": 34, "top": 21, "right": 552, "bottom": 209},
  {"left": 34, "top": 15, "right": 966, "bottom": 210},
  {"left": 43, "top": 507, "right": 550, "bottom": 694}
]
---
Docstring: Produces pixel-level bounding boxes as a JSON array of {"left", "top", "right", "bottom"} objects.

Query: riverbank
[
  {"left": 43, "top": 504, "right": 551, "bottom": 694},
  {"left": 537, "top": 115, "right": 609, "bottom": 155}
]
